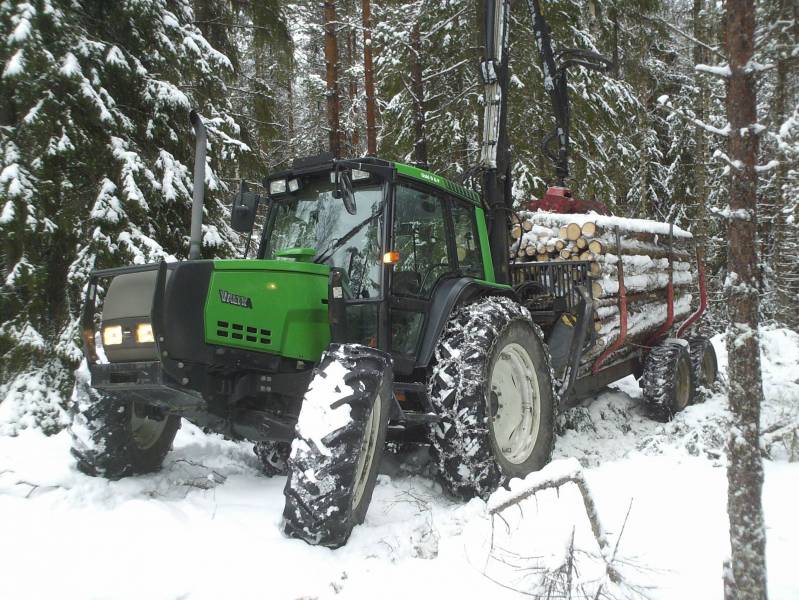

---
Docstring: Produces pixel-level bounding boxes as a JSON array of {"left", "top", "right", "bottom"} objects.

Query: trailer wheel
[
  {"left": 70, "top": 371, "right": 180, "bottom": 479},
  {"left": 282, "top": 344, "right": 391, "bottom": 548},
  {"left": 428, "top": 296, "right": 554, "bottom": 499},
  {"left": 253, "top": 441, "right": 290, "bottom": 476},
  {"left": 640, "top": 341, "right": 696, "bottom": 421},
  {"left": 687, "top": 337, "right": 718, "bottom": 403}
]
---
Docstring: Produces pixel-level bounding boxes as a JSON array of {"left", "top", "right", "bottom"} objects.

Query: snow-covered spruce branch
[
  {"left": 709, "top": 206, "right": 755, "bottom": 222},
  {"left": 692, "top": 118, "right": 730, "bottom": 137},
  {"left": 655, "top": 95, "right": 735, "bottom": 145},
  {"left": 708, "top": 147, "right": 777, "bottom": 174},
  {"left": 695, "top": 63, "right": 732, "bottom": 78},
  {"left": 488, "top": 458, "right": 621, "bottom": 584},
  {"left": 634, "top": 13, "right": 725, "bottom": 60},
  {"left": 696, "top": 60, "right": 774, "bottom": 79}
]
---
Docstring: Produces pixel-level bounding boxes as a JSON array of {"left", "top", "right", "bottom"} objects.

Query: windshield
[{"left": 262, "top": 176, "right": 384, "bottom": 299}]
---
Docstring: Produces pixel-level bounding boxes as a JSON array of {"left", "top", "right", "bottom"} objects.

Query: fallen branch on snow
[{"left": 488, "top": 458, "right": 621, "bottom": 585}]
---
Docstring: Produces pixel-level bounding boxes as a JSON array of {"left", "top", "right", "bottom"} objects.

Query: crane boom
[
  {"left": 479, "top": 0, "right": 615, "bottom": 280},
  {"left": 480, "top": 0, "right": 512, "bottom": 284},
  {"left": 526, "top": 0, "right": 613, "bottom": 186}
]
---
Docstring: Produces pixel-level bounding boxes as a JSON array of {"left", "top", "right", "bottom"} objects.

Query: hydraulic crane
[{"left": 480, "top": 0, "right": 614, "bottom": 284}]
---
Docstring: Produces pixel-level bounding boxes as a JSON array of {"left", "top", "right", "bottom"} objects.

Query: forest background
[{"left": 0, "top": 0, "right": 797, "bottom": 430}]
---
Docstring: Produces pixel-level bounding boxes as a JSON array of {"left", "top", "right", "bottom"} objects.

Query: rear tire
[
  {"left": 640, "top": 341, "right": 695, "bottom": 421},
  {"left": 428, "top": 296, "right": 555, "bottom": 499},
  {"left": 282, "top": 344, "right": 392, "bottom": 548},
  {"left": 687, "top": 337, "right": 718, "bottom": 403},
  {"left": 70, "top": 371, "right": 180, "bottom": 479}
]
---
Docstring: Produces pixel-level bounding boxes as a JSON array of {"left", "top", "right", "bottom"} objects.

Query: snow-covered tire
[
  {"left": 428, "top": 296, "right": 555, "bottom": 499},
  {"left": 640, "top": 341, "right": 695, "bottom": 421},
  {"left": 69, "top": 371, "right": 180, "bottom": 479},
  {"left": 282, "top": 344, "right": 392, "bottom": 548},
  {"left": 687, "top": 337, "right": 718, "bottom": 403},
  {"left": 253, "top": 441, "right": 291, "bottom": 476}
]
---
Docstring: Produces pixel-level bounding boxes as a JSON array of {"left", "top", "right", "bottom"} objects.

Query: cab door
[{"left": 387, "top": 179, "right": 464, "bottom": 373}]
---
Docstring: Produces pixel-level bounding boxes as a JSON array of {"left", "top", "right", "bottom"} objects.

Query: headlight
[
  {"left": 103, "top": 325, "right": 123, "bottom": 346},
  {"left": 351, "top": 169, "right": 370, "bottom": 181},
  {"left": 269, "top": 179, "right": 287, "bottom": 195},
  {"left": 136, "top": 323, "right": 155, "bottom": 344},
  {"left": 288, "top": 178, "right": 300, "bottom": 192}
]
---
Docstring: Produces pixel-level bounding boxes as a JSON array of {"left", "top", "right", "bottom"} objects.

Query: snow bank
[{"left": 1, "top": 328, "right": 797, "bottom": 599}]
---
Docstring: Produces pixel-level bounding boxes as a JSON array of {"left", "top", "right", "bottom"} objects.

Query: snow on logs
[{"left": 509, "top": 210, "right": 696, "bottom": 344}]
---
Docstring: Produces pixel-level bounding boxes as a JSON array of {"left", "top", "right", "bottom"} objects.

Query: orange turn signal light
[{"left": 383, "top": 251, "right": 400, "bottom": 264}]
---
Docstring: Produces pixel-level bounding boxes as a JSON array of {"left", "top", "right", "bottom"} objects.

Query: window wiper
[{"left": 313, "top": 206, "right": 384, "bottom": 265}]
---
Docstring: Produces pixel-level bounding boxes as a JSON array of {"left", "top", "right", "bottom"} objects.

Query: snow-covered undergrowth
[{"left": 1, "top": 329, "right": 797, "bottom": 599}]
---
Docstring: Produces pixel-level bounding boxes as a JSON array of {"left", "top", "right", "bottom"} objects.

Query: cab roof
[{"left": 265, "top": 155, "right": 481, "bottom": 207}]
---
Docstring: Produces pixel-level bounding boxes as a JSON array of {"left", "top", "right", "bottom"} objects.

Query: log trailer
[{"left": 71, "top": 0, "right": 716, "bottom": 548}]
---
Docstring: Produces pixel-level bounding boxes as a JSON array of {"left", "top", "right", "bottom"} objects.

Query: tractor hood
[
  {"left": 205, "top": 259, "right": 331, "bottom": 361},
  {"left": 91, "top": 258, "right": 332, "bottom": 367}
]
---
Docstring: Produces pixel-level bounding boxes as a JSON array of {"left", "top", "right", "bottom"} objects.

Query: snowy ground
[{"left": 1, "top": 330, "right": 798, "bottom": 600}]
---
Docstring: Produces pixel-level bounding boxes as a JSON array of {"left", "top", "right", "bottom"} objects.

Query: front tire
[
  {"left": 282, "top": 344, "right": 392, "bottom": 548},
  {"left": 70, "top": 371, "right": 180, "bottom": 479},
  {"left": 428, "top": 296, "right": 555, "bottom": 499}
]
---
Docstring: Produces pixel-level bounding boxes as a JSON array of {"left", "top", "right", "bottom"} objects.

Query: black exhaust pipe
[{"left": 189, "top": 110, "right": 206, "bottom": 260}]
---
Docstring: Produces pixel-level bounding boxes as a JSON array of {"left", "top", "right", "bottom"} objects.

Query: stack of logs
[{"left": 510, "top": 211, "right": 696, "bottom": 375}]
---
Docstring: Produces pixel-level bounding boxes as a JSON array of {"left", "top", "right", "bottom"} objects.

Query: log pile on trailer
[{"left": 511, "top": 211, "right": 698, "bottom": 377}]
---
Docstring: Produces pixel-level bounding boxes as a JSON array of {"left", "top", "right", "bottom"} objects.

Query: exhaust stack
[{"left": 189, "top": 110, "right": 207, "bottom": 260}]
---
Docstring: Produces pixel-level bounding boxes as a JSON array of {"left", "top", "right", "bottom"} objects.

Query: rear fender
[{"left": 415, "top": 277, "right": 515, "bottom": 369}]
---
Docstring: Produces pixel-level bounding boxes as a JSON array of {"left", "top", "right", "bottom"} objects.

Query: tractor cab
[{"left": 225, "top": 155, "right": 501, "bottom": 375}]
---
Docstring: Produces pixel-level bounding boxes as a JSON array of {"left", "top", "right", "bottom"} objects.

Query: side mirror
[
  {"left": 333, "top": 167, "right": 357, "bottom": 215},
  {"left": 231, "top": 180, "right": 260, "bottom": 233}
]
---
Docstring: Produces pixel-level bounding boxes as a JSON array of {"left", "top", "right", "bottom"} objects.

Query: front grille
[{"left": 216, "top": 320, "right": 272, "bottom": 346}]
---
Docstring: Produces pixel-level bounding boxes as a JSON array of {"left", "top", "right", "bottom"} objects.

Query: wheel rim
[
  {"left": 489, "top": 342, "right": 541, "bottom": 465},
  {"left": 675, "top": 357, "right": 691, "bottom": 411},
  {"left": 130, "top": 404, "right": 169, "bottom": 450},
  {"left": 351, "top": 394, "right": 382, "bottom": 509}
]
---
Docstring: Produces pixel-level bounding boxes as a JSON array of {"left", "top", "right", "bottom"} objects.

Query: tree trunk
[
  {"left": 724, "top": 1, "right": 768, "bottom": 598},
  {"left": 324, "top": 0, "right": 341, "bottom": 158},
  {"left": 692, "top": 0, "right": 708, "bottom": 243},
  {"left": 347, "top": 26, "right": 359, "bottom": 153},
  {"left": 362, "top": 0, "right": 377, "bottom": 155},
  {"left": 409, "top": 17, "right": 428, "bottom": 166},
  {"left": 610, "top": 7, "right": 619, "bottom": 78},
  {"left": 286, "top": 69, "right": 296, "bottom": 158},
  {"left": 771, "top": 0, "right": 798, "bottom": 332}
]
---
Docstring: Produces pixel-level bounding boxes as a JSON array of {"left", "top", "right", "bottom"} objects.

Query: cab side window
[
  {"left": 392, "top": 184, "right": 452, "bottom": 298},
  {"left": 450, "top": 201, "right": 484, "bottom": 279}
]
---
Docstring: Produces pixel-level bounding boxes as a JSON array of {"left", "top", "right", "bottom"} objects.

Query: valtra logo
[{"left": 219, "top": 289, "right": 253, "bottom": 309}]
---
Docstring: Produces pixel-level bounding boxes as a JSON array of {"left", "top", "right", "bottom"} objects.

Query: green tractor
[
  {"left": 71, "top": 0, "right": 712, "bottom": 549},
  {"left": 72, "top": 118, "right": 558, "bottom": 547}
]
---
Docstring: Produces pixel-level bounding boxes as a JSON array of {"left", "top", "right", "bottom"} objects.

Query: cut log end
[
  {"left": 581, "top": 221, "right": 597, "bottom": 238},
  {"left": 566, "top": 222, "right": 582, "bottom": 241}
]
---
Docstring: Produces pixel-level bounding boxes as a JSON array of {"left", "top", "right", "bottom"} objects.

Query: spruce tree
[{"left": 0, "top": 0, "right": 244, "bottom": 432}]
